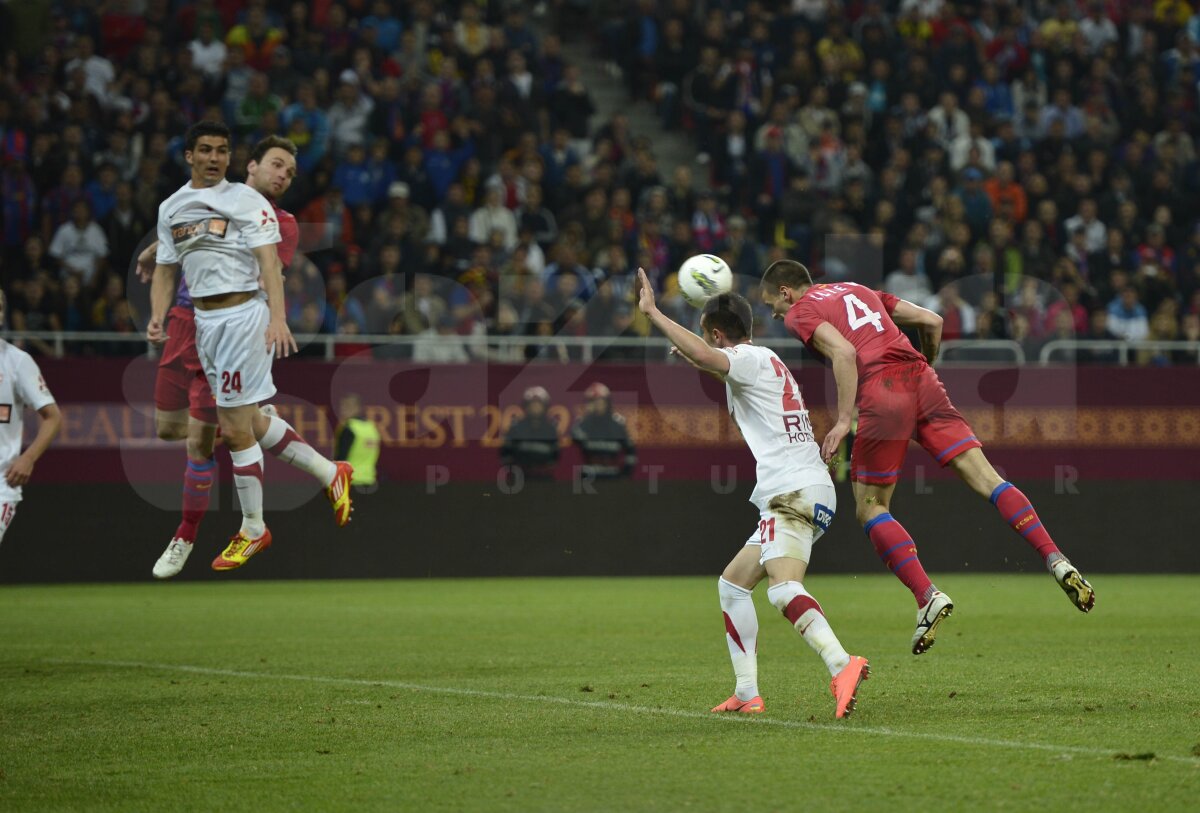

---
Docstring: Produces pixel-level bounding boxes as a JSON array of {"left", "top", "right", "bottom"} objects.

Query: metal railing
[
  {"left": 1038, "top": 339, "right": 1200, "bottom": 365},
  {"left": 5, "top": 330, "right": 1198, "bottom": 366}
]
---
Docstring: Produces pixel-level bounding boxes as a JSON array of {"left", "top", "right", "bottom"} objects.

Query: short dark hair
[
  {"left": 184, "top": 120, "right": 231, "bottom": 152},
  {"left": 760, "top": 259, "right": 814, "bottom": 291},
  {"left": 249, "top": 135, "right": 298, "bottom": 165},
  {"left": 701, "top": 293, "right": 754, "bottom": 340}
]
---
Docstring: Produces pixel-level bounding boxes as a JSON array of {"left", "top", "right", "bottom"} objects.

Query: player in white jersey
[
  {"left": 0, "top": 290, "right": 62, "bottom": 548},
  {"left": 148, "top": 121, "right": 298, "bottom": 572},
  {"left": 636, "top": 269, "right": 869, "bottom": 719}
]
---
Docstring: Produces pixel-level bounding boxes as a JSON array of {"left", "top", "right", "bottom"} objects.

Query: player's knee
[
  {"left": 855, "top": 502, "right": 888, "bottom": 526},
  {"left": 156, "top": 421, "right": 187, "bottom": 441},
  {"left": 185, "top": 435, "right": 214, "bottom": 461},
  {"left": 766, "top": 580, "right": 803, "bottom": 614}
]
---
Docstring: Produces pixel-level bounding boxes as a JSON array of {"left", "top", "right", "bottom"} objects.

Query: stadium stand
[{"left": 0, "top": 0, "right": 1197, "bottom": 365}]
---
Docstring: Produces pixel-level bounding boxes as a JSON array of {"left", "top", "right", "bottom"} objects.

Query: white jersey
[
  {"left": 720, "top": 344, "right": 831, "bottom": 508},
  {"left": 155, "top": 179, "right": 281, "bottom": 298},
  {"left": 0, "top": 341, "right": 56, "bottom": 502}
]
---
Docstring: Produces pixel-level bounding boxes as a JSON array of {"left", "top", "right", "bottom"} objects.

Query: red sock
[
  {"left": 175, "top": 457, "right": 215, "bottom": 543},
  {"left": 990, "top": 482, "right": 1060, "bottom": 563},
  {"left": 865, "top": 513, "right": 935, "bottom": 606}
]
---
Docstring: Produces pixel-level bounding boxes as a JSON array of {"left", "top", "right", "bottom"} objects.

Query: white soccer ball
[{"left": 676, "top": 254, "right": 733, "bottom": 307}]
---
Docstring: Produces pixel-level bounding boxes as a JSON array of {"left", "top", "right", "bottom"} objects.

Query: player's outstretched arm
[
  {"left": 253, "top": 243, "right": 298, "bottom": 359},
  {"left": 5, "top": 403, "right": 61, "bottom": 487},
  {"left": 147, "top": 262, "right": 179, "bottom": 345},
  {"left": 636, "top": 268, "right": 730, "bottom": 375},
  {"left": 889, "top": 298, "right": 944, "bottom": 365},
  {"left": 810, "top": 322, "right": 858, "bottom": 463}
]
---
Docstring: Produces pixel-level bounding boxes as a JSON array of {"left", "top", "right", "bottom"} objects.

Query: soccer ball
[{"left": 676, "top": 254, "right": 733, "bottom": 307}]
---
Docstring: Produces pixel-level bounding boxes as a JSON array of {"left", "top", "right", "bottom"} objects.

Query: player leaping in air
[
  {"left": 637, "top": 268, "right": 869, "bottom": 719},
  {"left": 146, "top": 123, "right": 352, "bottom": 576},
  {"left": 760, "top": 260, "right": 1095, "bottom": 655}
]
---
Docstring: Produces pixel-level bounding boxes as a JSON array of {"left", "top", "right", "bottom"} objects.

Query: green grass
[{"left": 0, "top": 575, "right": 1197, "bottom": 812}]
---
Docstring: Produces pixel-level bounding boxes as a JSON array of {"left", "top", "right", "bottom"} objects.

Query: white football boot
[
  {"left": 1050, "top": 558, "right": 1095, "bottom": 613},
  {"left": 153, "top": 538, "right": 193, "bottom": 579},
  {"left": 912, "top": 590, "right": 954, "bottom": 655}
]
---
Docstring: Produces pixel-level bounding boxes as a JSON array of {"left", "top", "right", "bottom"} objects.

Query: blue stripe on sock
[
  {"left": 863, "top": 513, "right": 894, "bottom": 534},
  {"left": 936, "top": 435, "right": 978, "bottom": 461},
  {"left": 1006, "top": 504, "right": 1033, "bottom": 524},
  {"left": 990, "top": 482, "right": 1014, "bottom": 506},
  {"left": 182, "top": 487, "right": 209, "bottom": 498},
  {"left": 892, "top": 555, "right": 918, "bottom": 571},
  {"left": 1019, "top": 521, "right": 1043, "bottom": 537},
  {"left": 880, "top": 540, "right": 913, "bottom": 558},
  {"left": 187, "top": 459, "right": 216, "bottom": 472}
]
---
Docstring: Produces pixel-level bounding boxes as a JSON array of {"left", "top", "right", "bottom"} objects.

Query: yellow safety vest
[{"left": 344, "top": 418, "right": 380, "bottom": 486}]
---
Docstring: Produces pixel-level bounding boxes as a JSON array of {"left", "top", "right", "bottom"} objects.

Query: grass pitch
[{"left": 1, "top": 575, "right": 1197, "bottom": 812}]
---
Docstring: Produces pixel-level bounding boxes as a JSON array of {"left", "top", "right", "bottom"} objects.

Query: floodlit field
[{"left": 1, "top": 575, "right": 1197, "bottom": 811}]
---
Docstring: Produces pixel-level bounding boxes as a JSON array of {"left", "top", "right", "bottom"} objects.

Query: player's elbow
[
  {"left": 923, "top": 311, "right": 944, "bottom": 330},
  {"left": 833, "top": 345, "right": 857, "bottom": 365}
]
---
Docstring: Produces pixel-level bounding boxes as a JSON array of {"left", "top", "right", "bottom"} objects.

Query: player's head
[
  {"left": 699, "top": 293, "right": 754, "bottom": 348},
  {"left": 183, "top": 120, "right": 232, "bottom": 187},
  {"left": 760, "top": 259, "right": 814, "bottom": 320},
  {"left": 247, "top": 135, "right": 299, "bottom": 200},
  {"left": 523, "top": 385, "right": 550, "bottom": 418}
]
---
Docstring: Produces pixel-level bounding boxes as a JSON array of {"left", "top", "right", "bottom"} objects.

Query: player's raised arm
[
  {"left": 809, "top": 322, "right": 858, "bottom": 462},
  {"left": 636, "top": 267, "right": 730, "bottom": 375},
  {"left": 252, "top": 243, "right": 297, "bottom": 359},
  {"left": 888, "top": 298, "right": 944, "bottom": 365}
]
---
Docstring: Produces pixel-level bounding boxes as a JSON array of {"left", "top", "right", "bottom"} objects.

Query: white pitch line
[{"left": 47, "top": 658, "right": 1200, "bottom": 766}]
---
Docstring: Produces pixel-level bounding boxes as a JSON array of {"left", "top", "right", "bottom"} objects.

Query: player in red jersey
[
  {"left": 140, "top": 135, "right": 353, "bottom": 578},
  {"left": 761, "top": 260, "right": 1094, "bottom": 654}
]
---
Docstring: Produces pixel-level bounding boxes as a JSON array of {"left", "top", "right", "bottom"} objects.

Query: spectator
[
  {"left": 884, "top": 247, "right": 934, "bottom": 304},
  {"left": 469, "top": 184, "right": 518, "bottom": 250},
  {"left": 327, "top": 71, "right": 375, "bottom": 160},
  {"left": 48, "top": 199, "right": 108, "bottom": 287},
  {"left": 1107, "top": 286, "right": 1150, "bottom": 341},
  {"left": 1063, "top": 199, "right": 1107, "bottom": 254},
  {"left": 189, "top": 21, "right": 227, "bottom": 79}
]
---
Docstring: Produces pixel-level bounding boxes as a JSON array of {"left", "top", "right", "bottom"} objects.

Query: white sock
[
  {"left": 767, "top": 581, "right": 851, "bottom": 677},
  {"left": 718, "top": 577, "right": 759, "bottom": 701},
  {"left": 230, "top": 445, "right": 266, "bottom": 538},
  {"left": 260, "top": 415, "right": 338, "bottom": 486}
]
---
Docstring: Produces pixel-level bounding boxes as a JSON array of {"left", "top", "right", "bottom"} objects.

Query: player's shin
[
  {"left": 864, "top": 513, "right": 936, "bottom": 606},
  {"left": 176, "top": 456, "right": 215, "bottom": 542},
  {"left": 259, "top": 414, "right": 338, "bottom": 486},
  {"left": 718, "top": 578, "right": 759, "bottom": 701},
  {"left": 230, "top": 446, "right": 266, "bottom": 538},
  {"left": 767, "top": 581, "right": 851, "bottom": 676},
  {"left": 989, "top": 482, "right": 1062, "bottom": 564}
]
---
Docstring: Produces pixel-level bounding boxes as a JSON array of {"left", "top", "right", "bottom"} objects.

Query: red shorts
[
  {"left": 851, "top": 362, "right": 981, "bottom": 486},
  {"left": 154, "top": 306, "right": 217, "bottom": 424}
]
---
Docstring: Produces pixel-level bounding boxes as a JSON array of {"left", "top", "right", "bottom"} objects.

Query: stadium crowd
[{"left": 1, "top": 0, "right": 1199, "bottom": 364}]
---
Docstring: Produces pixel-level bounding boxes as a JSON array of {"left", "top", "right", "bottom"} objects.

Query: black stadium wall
[{"left": 0, "top": 478, "right": 1195, "bottom": 583}]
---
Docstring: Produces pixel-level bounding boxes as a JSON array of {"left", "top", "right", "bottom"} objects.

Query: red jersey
[
  {"left": 784, "top": 282, "right": 926, "bottom": 380},
  {"left": 273, "top": 201, "right": 299, "bottom": 269}
]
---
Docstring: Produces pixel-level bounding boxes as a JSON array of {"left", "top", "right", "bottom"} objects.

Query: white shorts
[
  {"left": 0, "top": 500, "right": 17, "bottom": 546},
  {"left": 194, "top": 293, "right": 277, "bottom": 409},
  {"left": 743, "top": 484, "right": 837, "bottom": 566}
]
